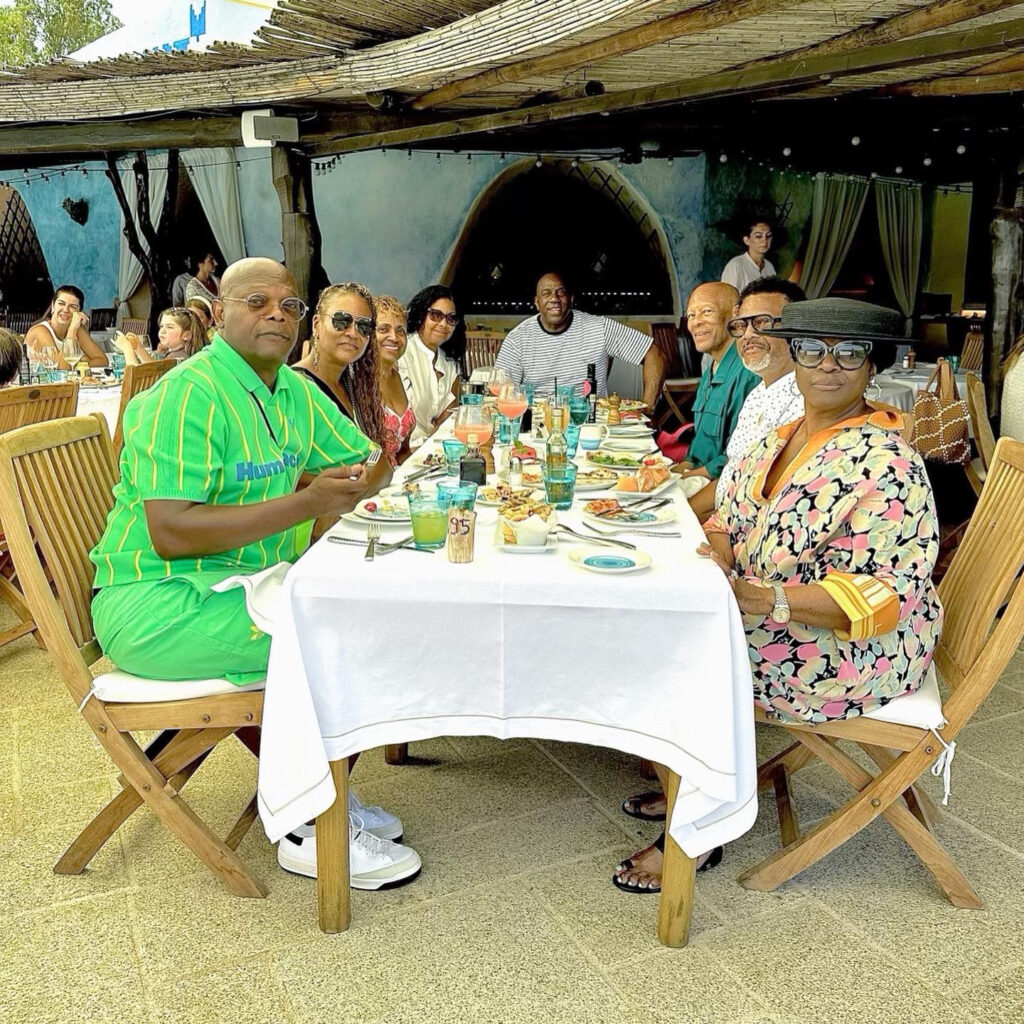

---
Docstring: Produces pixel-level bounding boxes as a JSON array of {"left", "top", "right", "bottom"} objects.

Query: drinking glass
[
  {"left": 542, "top": 463, "right": 578, "bottom": 510},
  {"left": 62, "top": 336, "right": 82, "bottom": 367},
  {"left": 497, "top": 384, "right": 529, "bottom": 421},
  {"left": 569, "top": 396, "right": 590, "bottom": 426},
  {"left": 556, "top": 384, "right": 576, "bottom": 406},
  {"left": 407, "top": 494, "right": 449, "bottom": 550},
  {"left": 487, "top": 366, "right": 512, "bottom": 397},
  {"left": 564, "top": 423, "right": 581, "bottom": 457},
  {"left": 544, "top": 398, "right": 569, "bottom": 433},
  {"left": 496, "top": 415, "right": 523, "bottom": 444},
  {"left": 460, "top": 392, "right": 484, "bottom": 406},
  {"left": 437, "top": 481, "right": 478, "bottom": 511},
  {"left": 453, "top": 403, "right": 494, "bottom": 446},
  {"left": 442, "top": 439, "right": 467, "bottom": 475}
]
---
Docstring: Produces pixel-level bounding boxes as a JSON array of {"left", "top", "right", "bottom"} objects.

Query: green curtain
[
  {"left": 875, "top": 179, "right": 923, "bottom": 325},
  {"left": 800, "top": 173, "right": 870, "bottom": 299}
]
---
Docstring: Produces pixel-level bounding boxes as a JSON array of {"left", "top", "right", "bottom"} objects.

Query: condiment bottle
[
  {"left": 606, "top": 393, "right": 622, "bottom": 426},
  {"left": 509, "top": 456, "right": 523, "bottom": 488},
  {"left": 459, "top": 433, "right": 487, "bottom": 485},
  {"left": 546, "top": 420, "right": 568, "bottom": 471},
  {"left": 585, "top": 362, "right": 598, "bottom": 423}
]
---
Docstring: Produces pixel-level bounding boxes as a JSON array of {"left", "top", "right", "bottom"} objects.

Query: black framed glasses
[
  {"left": 790, "top": 336, "right": 874, "bottom": 371},
  {"left": 426, "top": 307, "right": 460, "bottom": 326},
  {"left": 330, "top": 310, "right": 375, "bottom": 339},
  {"left": 223, "top": 294, "right": 308, "bottom": 320},
  {"left": 726, "top": 314, "right": 781, "bottom": 338}
]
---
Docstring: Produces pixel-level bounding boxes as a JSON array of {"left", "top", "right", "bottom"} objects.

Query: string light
[{"left": 957, "top": 144, "right": 966, "bottom": 155}]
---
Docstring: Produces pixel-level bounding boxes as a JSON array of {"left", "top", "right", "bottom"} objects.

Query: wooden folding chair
[
  {"left": 656, "top": 376, "right": 700, "bottom": 432},
  {"left": 112, "top": 359, "right": 175, "bottom": 456},
  {"left": 465, "top": 332, "right": 504, "bottom": 375},
  {"left": 0, "top": 413, "right": 266, "bottom": 897},
  {"left": 740, "top": 437, "right": 1024, "bottom": 909},
  {"left": 959, "top": 326, "right": 984, "bottom": 373},
  {"left": 965, "top": 372, "right": 996, "bottom": 497},
  {"left": 0, "top": 381, "right": 80, "bottom": 650}
]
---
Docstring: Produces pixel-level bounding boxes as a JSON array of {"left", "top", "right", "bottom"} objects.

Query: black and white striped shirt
[{"left": 495, "top": 310, "right": 652, "bottom": 396}]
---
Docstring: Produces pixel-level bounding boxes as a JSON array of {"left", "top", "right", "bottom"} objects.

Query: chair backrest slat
[
  {"left": 937, "top": 437, "right": 1024, "bottom": 692},
  {"left": 965, "top": 372, "right": 997, "bottom": 471},
  {"left": 112, "top": 359, "right": 175, "bottom": 457},
  {"left": 0, "top": 415, "right": 118, "bottom": 704},
  {"left": 0, "top": 382, "right": 79, "bottom": 435},
  {"left": 465, "top": 333, "right": 503, "bottom": 375}
]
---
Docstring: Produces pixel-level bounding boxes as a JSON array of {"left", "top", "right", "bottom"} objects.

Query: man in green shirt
[
  {"left": 90, "top": 258, "right": 422, "bottom": 890},
  {"left": 677, "top": 282, "right": 759, "bottom": 480}
]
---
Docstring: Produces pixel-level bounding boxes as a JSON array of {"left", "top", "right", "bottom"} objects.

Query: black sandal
[
  {"left": 611, "top": 833, "right": 665, "bottom": 894},
  {"left": 621, "top": 790, "right": 667, "bottom": 822}
]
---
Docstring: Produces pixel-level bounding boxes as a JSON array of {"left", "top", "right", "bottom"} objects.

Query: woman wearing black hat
[{"left": 613, "top": 299, "right": 943, "bottom": 895}]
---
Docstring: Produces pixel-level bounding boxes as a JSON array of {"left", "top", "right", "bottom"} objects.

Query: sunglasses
[
  {"left": 790, "top": 337, "right": 874, "bottom": 371},
  {"left": 426, "top": 308, "right": 460, "bottom": 327},
  {"left": 223, "top": 294, "right": 308, "bottom": 320},
  {"left": 329, "top": 311, "right": 375, "bottom": 339},
  {"left": 727, "top": 314, "right": 781, "bottom": 338}
]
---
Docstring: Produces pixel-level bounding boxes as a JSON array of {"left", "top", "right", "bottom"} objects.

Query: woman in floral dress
[{"left": 614, "top": 298, "right": 943, "bottom": 894}]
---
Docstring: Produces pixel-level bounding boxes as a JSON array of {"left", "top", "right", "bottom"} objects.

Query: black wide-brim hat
[{"left": 760, "top": 298, "right": 907, "bottom": 344}]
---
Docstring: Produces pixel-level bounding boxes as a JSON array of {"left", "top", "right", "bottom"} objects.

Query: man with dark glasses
[
  {"left": 495, "top": 271, "right": 667, "bottom": 410},
  {"left": 688, "top": 278, "right": 805, "bottom": 518}
]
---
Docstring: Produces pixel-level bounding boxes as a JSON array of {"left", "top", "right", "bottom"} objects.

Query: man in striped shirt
[
  {"left": 90, "top": 258, "right": 377, "bottom": 685},
  {"left": 495, "top": 272, "right": 667, "bottom": 409}
]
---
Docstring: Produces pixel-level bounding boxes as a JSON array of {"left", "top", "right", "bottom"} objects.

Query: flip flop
[
  {"left": 621, "top": 790, "right": 667, "bottom": 822},
  {"left": 611, "top": 833, "right": 666, "bottom": 894}
]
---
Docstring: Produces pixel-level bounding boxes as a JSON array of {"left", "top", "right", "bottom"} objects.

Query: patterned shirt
[
  {"left": 721, "top": 253, "right": 777, "bottom": 293},
  {"left": 495, "top": 310, "right": 651, "bottom": 397},
  {"left": 714, "top": 371, "right": 804, "bottom": 506},
  {"left": 705, "top": 409, "right": 943, "bottom": 724},
  {"left": 90, "top": 334, "right": 374, "bottom": 590},
  {"left": 689, "top": 343, "right": 760, "bottom": 477}
]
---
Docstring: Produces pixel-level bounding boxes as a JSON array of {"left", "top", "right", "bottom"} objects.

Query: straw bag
[{"left": 912, "top": 359, "right": 970, "bottom": 464}]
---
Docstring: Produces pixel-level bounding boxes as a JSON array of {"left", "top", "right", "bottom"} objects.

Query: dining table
[
  {"left": 76, "top": 379, "right": 122, "bottom": 433},
  {"left": 257, "top": 423, "right": 758, "bottom": 947}
]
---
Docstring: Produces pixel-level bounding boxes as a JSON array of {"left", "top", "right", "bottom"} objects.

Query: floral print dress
[{"left": 705, "top": 409, "right": 943, "bottom": 724}]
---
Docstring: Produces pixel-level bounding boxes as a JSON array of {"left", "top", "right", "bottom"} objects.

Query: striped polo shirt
[
  {"left": 90, "top": 334, "right": 374, "bottom": 589},
  {"left": 494, "top": 310, "right": 652, "bottom": 395}
]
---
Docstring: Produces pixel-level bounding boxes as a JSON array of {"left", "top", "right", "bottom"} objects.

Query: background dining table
[{"left": 256, "top": 427, "right": 758, "bottom": 946}]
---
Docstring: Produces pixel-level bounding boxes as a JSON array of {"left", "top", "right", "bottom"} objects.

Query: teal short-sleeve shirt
[{"left": 90, "top": 335, "right": 375, "bottom": 588}]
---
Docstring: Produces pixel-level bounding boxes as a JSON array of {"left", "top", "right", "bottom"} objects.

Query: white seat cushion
[
  {"left": 91, "top": 668, "right": 265, "bottom": 704},
  {"left": 863, "top": 664, "right": 944, "bottom": 730}
]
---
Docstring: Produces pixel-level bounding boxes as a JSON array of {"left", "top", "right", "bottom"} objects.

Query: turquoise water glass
[
  {"left": 564, "top": 423, "right": 580, "bottom": 457},
  {"left": 442, "top": 439, "right": 467, "bottom": 475},
  {"left": 496, "top": 414, "right": 523, "bottom": 444},
  {"left": 557, "top": 384, "right": 576, "bottom": 405},
  {"left": 543, "top": 463, "right": 577, "bottom": 510},
  {"left": 461, "top": 393, "right": 484, "bottom": 406},
  {"left": 437, "top": 480, "right": 478, "bottom": 511},
  {"left": 407, "top": 493, "right": 448, "bottom": 550},
  {"left": 569, "top": 396, "right": 589, "bottom": 426}
]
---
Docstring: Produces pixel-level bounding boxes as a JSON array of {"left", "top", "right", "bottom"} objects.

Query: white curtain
[
  {"left": 116, "top": 152, "right": 169, "bottom": 318},
  {"left": 181, "top": 147, "right": 247, "bottom": 265}
]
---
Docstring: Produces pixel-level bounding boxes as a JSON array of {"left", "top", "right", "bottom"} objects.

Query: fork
[
  {"left": 364, "top": 522, "right": 380, "bottom": 561},
  {"left": 552, "top": 524, "right": 637, "bottom": 551},
  {"left": 365, "top": 448, "right": 382, "bottom": 467},
  {"left": 583, "top": 522, "right": 681, "bottom": 539}
]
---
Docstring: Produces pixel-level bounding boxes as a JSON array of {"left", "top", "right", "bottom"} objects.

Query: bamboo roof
[{"left": 0, "top": 0, "right": 1022, "bottom": 145}]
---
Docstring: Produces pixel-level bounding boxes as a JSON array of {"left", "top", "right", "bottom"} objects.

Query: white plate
[
  {"left": 477, "top": 487, "right": 542, "bottom": 507},
  {"left": 606, "top": 424, "right": 655, "bottom": 437},
  {"left": 608, "top": 475, "right": 678, "bottom": 500},
  {"left": 585, "top": 451, "right": 668, "bottom": 473},
  {"left": 573, "top": 473, "right": 621, "bottom": 492},
  {"left": 495, "top": 535, "right": 558, "bottom": 554},
  {"left": 568, "top": 548, "right": 652, "bottom": 574},
  {"left": 351, "top": 500, "right": 411, "bottom": 523},
  {"left": 339, "top": 511, "right": 408, "bottom": 529},
  {"left": 600, "top": 437, "right": 659, "bottom": 453},
  {"left": 380, "top": 484, "right": 437, "bottom": 501},
  {"left": 676, "top": 475, "right": 709, "bottom": 499},
  {"left": 582, "top": 503, "right": 676, "bottom": 527}
]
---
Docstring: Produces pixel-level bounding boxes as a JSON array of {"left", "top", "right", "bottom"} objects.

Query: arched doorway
[
  {"left": 0, "top": 187, "right": 52, "bottom": 325},
  {"left": 442, "top": 159, "right": 679, "bottom": 320}
]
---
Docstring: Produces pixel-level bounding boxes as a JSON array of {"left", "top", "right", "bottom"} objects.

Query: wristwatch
[{"left": 770, "top": 582, "right": 791, "bottom": 624}]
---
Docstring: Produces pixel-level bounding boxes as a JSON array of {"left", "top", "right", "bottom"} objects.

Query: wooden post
[
  {"left": 271, "top": 147, "right": 323, "bottom": 353},
  {"left": 317, "top": 758, "right": 350, "bottom": 933},
  {"left": 988, "top": 160, "right": 1024, "bottom": 414},
  {"left": 657, "top": 770, "right": 697, "bottom": 947}
]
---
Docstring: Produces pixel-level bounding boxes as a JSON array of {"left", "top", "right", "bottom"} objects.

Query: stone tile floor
[{"left": 3, "top": 619, "right": 1024, "bottom": 1024}]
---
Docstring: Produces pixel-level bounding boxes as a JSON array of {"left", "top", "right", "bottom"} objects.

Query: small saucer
[{"left": 567, "top": 548, "right": 652, "bottom": 574}]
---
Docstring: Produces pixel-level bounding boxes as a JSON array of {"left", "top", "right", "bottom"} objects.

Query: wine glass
[
  {"left": 62, "top": 335, "right": 81, "bottom": 367},
  {"left": 487, "top": 366, "right": 512, "bottom": 397},
  {"left": 453, "top": 403, "right": 494, "bottom": 446},
  {"left": 496, "top": 384, "right": 528, "bottom": 421}
]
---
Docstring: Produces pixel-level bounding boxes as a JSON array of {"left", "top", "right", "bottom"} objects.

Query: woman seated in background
[
  {"left": 0, "top": 327, "right": 21, "bottom": 385},
  {"left": 398, "top": 285, "right": 466, "bottom": 443},
  {"left": 112, "top": 307, "right": 209, "bottom": 365},
  {"left": 185, "top": 295, "right": 216, "bottom": 343},
  {"left": 292, "top": 282, "right": 392, "bottom": 492},
  {"left": 25, "top": 284, "right": 108, "bottom": 369},
  {"left": 614, "top": 298, "right": 943, "bottom": 895},
  {"left": 374, "top": 295, "right": 416, "bottom": 466}
]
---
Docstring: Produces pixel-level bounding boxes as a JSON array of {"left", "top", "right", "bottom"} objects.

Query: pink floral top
[
  {"left": 383, "top": 402, "right": 416, "bottom": 466},
  {"left": 705, "top": 409, "right": 943, "bottom": 724}
]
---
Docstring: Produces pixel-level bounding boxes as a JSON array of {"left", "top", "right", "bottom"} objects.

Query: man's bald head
[
  {"left": 684, "top": 281, "right": 739, "bottom": 360},
  {"left": 220, "top": 257, "right": 296, "bottom": 299}
]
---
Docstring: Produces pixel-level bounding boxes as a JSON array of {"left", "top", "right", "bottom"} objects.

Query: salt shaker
[{"left": 509, "top": 456, "right": 523, "bottom": 488}]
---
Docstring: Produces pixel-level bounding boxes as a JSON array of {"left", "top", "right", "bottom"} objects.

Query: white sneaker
[
  {"left": 277, "top": 814, "right": 421, "bottom": 890},
  {"left": 289, "top": 790, "right": 403, "bottom": 843}
]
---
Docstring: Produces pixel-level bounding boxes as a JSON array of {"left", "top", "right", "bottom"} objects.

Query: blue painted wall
[
  {"left": 16, "top": 160, "right": 121, "bottom": 310},
  {"left": 236, "top": 149, "right": 284, "bottom": 262}
]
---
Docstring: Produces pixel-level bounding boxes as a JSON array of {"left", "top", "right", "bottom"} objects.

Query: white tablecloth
[
  {"left": 77, "top": 384, "right": 121, "bottom": 433},
  {"left": 873, "top": 377, "right": 915, "bottom": 412},
  {"left": 259, "top": 445, "right": 758, "bottom": 859}
]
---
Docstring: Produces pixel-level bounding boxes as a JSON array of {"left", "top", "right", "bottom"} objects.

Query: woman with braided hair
[{"left": 292, "top": 282, "right": 392, "bottom": 493}]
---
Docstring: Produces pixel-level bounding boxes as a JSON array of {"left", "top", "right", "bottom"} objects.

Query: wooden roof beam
[
  {"left": 314, "top": 15, "right": 1024, "bottom": 155},
  {"left": 891, "top": 69, "right": 1024, "bottom": 96},
  {"left": 732, "top": 0, "right": 1022, "bottom": 70},
  {"left": 408, "top": 0, "right": 820, "bottom": 111}
]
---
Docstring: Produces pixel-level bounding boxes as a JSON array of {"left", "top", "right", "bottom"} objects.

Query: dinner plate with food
[
  {"left": 477, "top": 484, "right": 541, "bottom": 507},
  {"left": 600, "top": 437, "right": 660, "bottom": 454},
  {"left": 597, "top": 396, "right": 647, "bottom": 413},
  {"left": 573, "top": 466, "right": 620, "bottom": 492},
  {"left": 585, "top": 451, "right": 670, "bottom": 473},
  {"left": 582, "top": 498, "right": 677, "bottom": 526},
  {"left": 494, "top": 497, "right": 557, "bottom": 550},
  {"left": 351, "top": 498, "right": 411, "bottom": 523},
  {"left": 380, "top": 482, "right": 436, "bottom": 500},
  {"left": 606, "top": 423, "right": 655, "bottom": 438},
  {"left": 613, "top": 463, "right": 676, "bottom": 497}
]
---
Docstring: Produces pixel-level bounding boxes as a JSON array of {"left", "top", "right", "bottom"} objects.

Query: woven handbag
[{"left": 912, "top": 359, "right": 971, "bottom": 464}]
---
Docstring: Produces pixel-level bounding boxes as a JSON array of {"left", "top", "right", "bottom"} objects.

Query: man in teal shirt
[{"left": 677, "top": 282, "right": 759, "bottom": 480}]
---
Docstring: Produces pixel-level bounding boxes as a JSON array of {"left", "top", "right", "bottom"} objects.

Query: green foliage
[{"left": 0, "top": 0, "right": 121, "bottom": 68}]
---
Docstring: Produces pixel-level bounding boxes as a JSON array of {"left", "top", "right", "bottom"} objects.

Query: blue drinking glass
[{"left": 564, "top": 423, "right": 580, "bottom": 457}]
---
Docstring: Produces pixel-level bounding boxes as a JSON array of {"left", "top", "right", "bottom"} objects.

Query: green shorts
[{"left": 92, "top": 577, "right": 270, "bottom": 685}]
